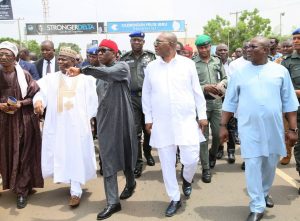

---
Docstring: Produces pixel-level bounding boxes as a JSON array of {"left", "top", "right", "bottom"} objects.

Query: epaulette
[{"left": 120, "top": 51, "right": 132, "bottom": 58}]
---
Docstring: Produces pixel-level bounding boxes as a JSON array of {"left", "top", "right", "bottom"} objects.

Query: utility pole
[
  {"left": 280, "top": 12, "right": 285, "bottom": 36},
  {"left": 230, "top": 11, "right": 242, "bottom": 26},
  {"left": 42, "top": 0, "right": 49, "bottom": 39},
  {"left": 17, "top": 18, "right": 22, "bottom": 46}
]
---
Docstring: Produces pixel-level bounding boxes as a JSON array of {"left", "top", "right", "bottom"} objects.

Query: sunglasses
[
  {"left": 98, "top": 48, "right": 113, "bottom": 54},
  {"left": 153, "top": 40, "right": 174, "bottom": 47}
]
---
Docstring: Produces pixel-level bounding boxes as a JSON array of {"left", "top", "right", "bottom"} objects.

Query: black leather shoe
[
  {"left": 265, "top": 195, "right": 274, "bottom": 208},
  {"left": 216, "top": 148, "right": 224, "bottom": 159},
  {"left": 120, "top": 181, "right": 136, "bottom": 200},
  {"left": 202, "top": 169, "right": 211, "bottom": 183},
  {"left": 145, "top": 154, "right": 155, "bottom": 166},
  {"left": 182, "top": 177, "right": 192, "bottom": 197},
  {"left": 17, "top": 195, "right": 27, "bottom": 209},
  {"left": 134, "top": 165, "right": 142, "bottom": 178},
  {"left": 246, "top": 212, "right": 264, "bottom": 221},
  {"left": 227, "top": 153, "right": 236, "bottom": 164},
  {"left": 97, "top": 203, "right": 121, "bottom": 220},
  {"left": 241, "top": 162, "right": 245, "bottom": 170},
  {"left": 165, "top": 200, "right": 181, "bottom": 217}
]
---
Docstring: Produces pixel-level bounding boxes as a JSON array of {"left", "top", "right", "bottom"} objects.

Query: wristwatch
[{"left": 288, "top": 128, "right": 299, "bottom": 133}]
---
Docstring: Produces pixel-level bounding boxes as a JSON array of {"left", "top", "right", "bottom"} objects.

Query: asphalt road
[{"left": 1, "top": 145, "right": 300, "bottom": 221}]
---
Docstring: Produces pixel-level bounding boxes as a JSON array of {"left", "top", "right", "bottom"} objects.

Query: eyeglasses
[
  {"left": 98, "top": 48, "right": 113, "bottom": 54},
  {"left": 153, "top": 40, "right": 174, "bottom": 47}
]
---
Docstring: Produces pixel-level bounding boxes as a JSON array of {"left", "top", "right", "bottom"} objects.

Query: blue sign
[{"left": 107, "top": 20, "right": 185, "bottom": 33}]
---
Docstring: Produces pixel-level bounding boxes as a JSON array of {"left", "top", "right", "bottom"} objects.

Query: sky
[{"left": 0, "top": 0, "right": 299, "bottom": 55}]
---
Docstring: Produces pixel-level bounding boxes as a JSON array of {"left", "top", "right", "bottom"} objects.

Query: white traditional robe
[
  {"left": 33, "top": 72, "right": 98, "bottom": 184},
  {"left": 142, "top": 54, "right": 206, "bottom": 148}
]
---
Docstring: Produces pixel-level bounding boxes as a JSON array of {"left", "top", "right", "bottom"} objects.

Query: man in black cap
[
  {"left": 282, "top": 28, "right": 300, "bottom": 181},
  {"left": 120, "top": 31, "right": 156, "bottom": 178}
]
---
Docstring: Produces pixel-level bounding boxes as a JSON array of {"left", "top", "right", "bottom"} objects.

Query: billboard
[
  {"left": 107, "top": 20, "right": 185, "bottom": 33},
  {"left": 25, "top": 22, "right": 102, "bottom": 35},
  {"left": 0, "top": 0, "right": 13, "bottom": 20}
]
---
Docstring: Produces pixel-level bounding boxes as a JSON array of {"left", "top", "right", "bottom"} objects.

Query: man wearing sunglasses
[
  {"left": 120, "top": 31, "right": 156, "bottom": 178},
  {"left": 67, "top": 39, "right": 138, "bottom": 220}
]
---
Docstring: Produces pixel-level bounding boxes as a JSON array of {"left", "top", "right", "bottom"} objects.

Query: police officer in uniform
[
  {"left": 282, "top": 28, "right": 300, "bottom": 180},
  {"left": 120, "top": 31, "right": 156, "bottom": 178},
  {"left": 193, "top": 35, "right": 227, "bottom": 183}
]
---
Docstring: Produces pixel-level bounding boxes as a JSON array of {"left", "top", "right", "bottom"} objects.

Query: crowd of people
[{"left": 0, "top": 27, "right": 300, "bottom": 221}]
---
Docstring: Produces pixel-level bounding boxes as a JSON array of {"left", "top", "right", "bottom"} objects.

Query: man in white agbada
[
  {"left": 142, "top": 32, "right": 207, "bottom": 217},
  {"left": 33, "top": 47, "right": 98, "bottom": 207}
]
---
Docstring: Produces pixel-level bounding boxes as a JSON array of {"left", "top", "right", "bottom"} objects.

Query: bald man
[
  {"left": 143, "top": 32, "right": 207, "bottom": 217},
  {"left": 220, "top": 36, "right": 298, "bottom": 221}
]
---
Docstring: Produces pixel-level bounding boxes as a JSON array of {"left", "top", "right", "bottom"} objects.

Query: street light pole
[{"left": 280, "top": 12, "right": 285, "bottom": 36}]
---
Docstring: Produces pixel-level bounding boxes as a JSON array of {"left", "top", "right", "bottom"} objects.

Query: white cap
[{"left": 0, "top": 41, "right": 18, "bottom": 57}]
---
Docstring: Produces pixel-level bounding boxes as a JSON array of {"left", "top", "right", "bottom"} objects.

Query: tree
[
  {"left": 0, "top": 37, "right": 20, "bottom": 46},
  {"left": 24, "top": 40, "right": 41, "bottom": 58},
  {"left": 203, "top": 9, "right": 272, "bottom": 53}
]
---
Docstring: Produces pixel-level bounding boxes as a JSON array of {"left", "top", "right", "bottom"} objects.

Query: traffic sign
[{"left": 107, "top": 20, "right": 185, "bottom": 33}]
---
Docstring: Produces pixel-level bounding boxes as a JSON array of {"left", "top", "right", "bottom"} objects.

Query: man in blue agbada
[{"left": 220, "top": 36, "right": 299, "bottom": 221}]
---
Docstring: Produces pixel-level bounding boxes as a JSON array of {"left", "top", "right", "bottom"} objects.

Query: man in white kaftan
[
  {"left": 220, "top": 37, "right": 299, "bottom": 221},
  {"left": 33, "top": 47, "right": 97, "bottom": 207},
  {"left": 142, "top": 32, "right": 207, "bottom": 217}
]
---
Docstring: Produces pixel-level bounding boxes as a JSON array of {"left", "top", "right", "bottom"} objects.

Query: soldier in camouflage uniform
[
  {"left": 193, "top": 35, "right": 227, "bottom": 183},
  {"left": 120, "top": 31, "right": 156, "bottom": 178}
]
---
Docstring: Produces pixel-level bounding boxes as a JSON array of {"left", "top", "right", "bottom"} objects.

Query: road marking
[{"left": 276, "top": 168, "right": 299, "bottom": 188}]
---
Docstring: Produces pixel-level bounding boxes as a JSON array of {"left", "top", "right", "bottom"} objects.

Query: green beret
[{"left": 195, "top": 34, "right": 211, "bottom": 46}]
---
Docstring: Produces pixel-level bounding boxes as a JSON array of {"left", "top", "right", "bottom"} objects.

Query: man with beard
[
  {"left": 120, "top": 31, "right": 156, "bottom": 178},
  {"left": 0, "top": 41, "right": 43, "bottom": 209},
  {"left": 269, "top": 37, "right": 282, "bottom": 61},
  {"left": 67, "top": 39, "right": 138, "bottom": 220}
]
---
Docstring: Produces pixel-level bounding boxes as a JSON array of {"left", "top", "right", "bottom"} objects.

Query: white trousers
[
  {"left": 70, "top": 180, "right": 82, "bottom": 198},
  {"left": 158, "top": 144, "right": 199, "bottom": 201},
  {"left": 244, "top": 154, "right": 279, "bottom": 213}
]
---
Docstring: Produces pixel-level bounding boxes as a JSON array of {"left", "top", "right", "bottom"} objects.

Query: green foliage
[
  {"left": 24, "top": 40, "right": 41, "bottom": 58},
  {"left": 203, "top": 9, "right": 272, "bottom": 53},
  {"left": 0, "top": 38, "right": 82, "bottom": 59},
  {"left": 0, "top": 37, "right": 20, "bottom": 46},
  {"left": 57, "top": 42, "right": 81, "bottom": 54}
]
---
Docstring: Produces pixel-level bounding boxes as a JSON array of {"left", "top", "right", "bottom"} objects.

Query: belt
[{"left": 131, "top": 91, "right": 142, "bottom": 96}]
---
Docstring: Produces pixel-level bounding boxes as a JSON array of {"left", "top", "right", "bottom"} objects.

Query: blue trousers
[{"left": 244, "top": 154, "right": 280, "bottom": 213}]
